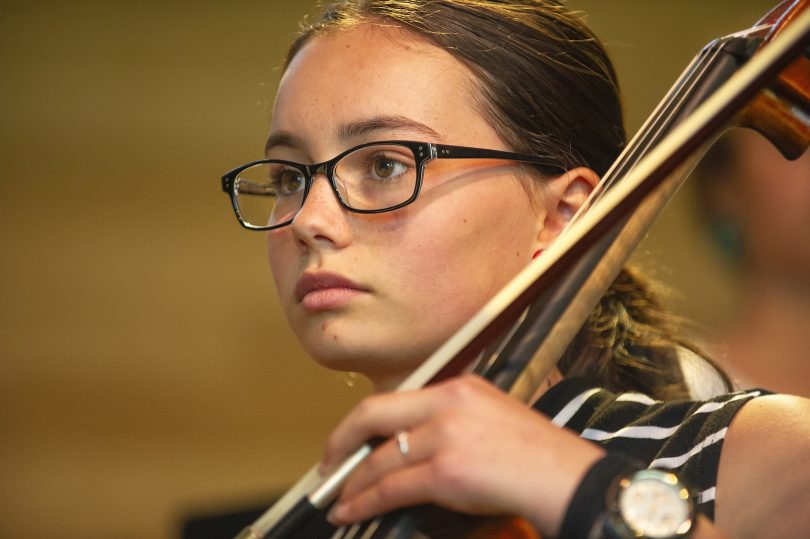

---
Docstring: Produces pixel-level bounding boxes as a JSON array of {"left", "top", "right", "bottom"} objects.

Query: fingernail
[
  {"left": 317, "top": 460, "right": 331, "bottom": 476},
  {"left": 327, "top": 504, "right": 345, "bottom": 525}
]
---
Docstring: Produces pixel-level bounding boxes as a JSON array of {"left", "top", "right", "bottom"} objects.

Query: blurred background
[{"left": 0, "top": 1, "right": 779, "bottom": 537}]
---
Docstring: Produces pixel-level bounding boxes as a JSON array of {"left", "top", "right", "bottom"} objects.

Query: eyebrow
[
  {"left": 335, "top": 115, "right": 441, "bottom": 141},
  {"left": 264, "top": 131, "right": 305, "bottom": 155},
  {"left": 264, "top": 115, "right": 442, "bottom": 155}
]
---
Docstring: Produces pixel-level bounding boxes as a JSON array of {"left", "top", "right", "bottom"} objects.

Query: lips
[{"left": 294, "top": 271, "right": 369, "bottom": 310}]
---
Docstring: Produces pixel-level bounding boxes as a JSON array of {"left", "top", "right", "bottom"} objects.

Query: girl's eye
[
  {"left": 373, "top": 157, "right": 399, "bottom": 178},
  {"left": 368, "top": 154, "right": 409, "bottom": 181},
  {"left": 274, "top": 168, "right": 306, "bottom": 195}
]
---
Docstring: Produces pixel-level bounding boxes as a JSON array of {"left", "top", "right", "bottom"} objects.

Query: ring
[{"left": 396, "top": 430, "right": 410, "bottom": 459}]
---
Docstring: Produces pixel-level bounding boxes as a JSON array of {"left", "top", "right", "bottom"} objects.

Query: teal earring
[{"left": 710, "top": 218, "right": 744, "bottom": 262}]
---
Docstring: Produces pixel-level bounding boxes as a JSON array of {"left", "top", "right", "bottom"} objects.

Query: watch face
[{"left": 618, "top": 471, "right": 692, "bottom": 538}]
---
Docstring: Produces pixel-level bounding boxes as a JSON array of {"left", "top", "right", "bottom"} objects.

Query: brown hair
[{"left": 284, "top": 0, "right": 728, "bottom": 399}]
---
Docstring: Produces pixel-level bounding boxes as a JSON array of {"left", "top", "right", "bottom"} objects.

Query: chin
[
  {"left": 304, "top": 338, "right": 421, "bottom": 386},
  {"left": 302, "top": 334, "right": 377, "bottom": 371}
]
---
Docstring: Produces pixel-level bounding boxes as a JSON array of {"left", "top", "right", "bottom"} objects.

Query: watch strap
[{"left": 559, "top": 453, "right": 643, "bottom": 539}]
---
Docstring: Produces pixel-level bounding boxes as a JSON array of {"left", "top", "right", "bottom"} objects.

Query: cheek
[
  {"left": 266, "top": 232, "right": 297, "bottom": 302},
  {"left": 738, "top": 140, "right": 810, "bottom": 225},
  {"left": 391, "top": 183, "right": 540, "bottom": 310},
  {"left": 741, "top": 169, "right": 808, "bottom": 237}
]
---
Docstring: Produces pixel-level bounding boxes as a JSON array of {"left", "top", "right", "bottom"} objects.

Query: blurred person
[{"left": 697, "top": 129, "right": 810, "bottom": 396}]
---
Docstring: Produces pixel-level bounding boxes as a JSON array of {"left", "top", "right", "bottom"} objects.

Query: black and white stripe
[{"left": 534, "top": 378, "right": 766, "bottom": 520}]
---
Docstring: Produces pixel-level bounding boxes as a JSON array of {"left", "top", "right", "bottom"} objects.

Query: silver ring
[{"left": 396, "top": 430, "right": 410, "bottom": 459}]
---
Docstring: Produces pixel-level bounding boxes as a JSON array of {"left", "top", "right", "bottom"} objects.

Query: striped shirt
[{"left": 533, "top": 378, "right": 768, "bottom": 520}]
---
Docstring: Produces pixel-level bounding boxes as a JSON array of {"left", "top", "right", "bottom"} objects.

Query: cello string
[
  {"left": 574, "top": 31, "right": 740, "bottom": 218},
  {"left": 579, "top": 24, "right": 770, "bottom": 219},
  {"left": 581, "top": 41, "right": 724, "bottom": 211}
]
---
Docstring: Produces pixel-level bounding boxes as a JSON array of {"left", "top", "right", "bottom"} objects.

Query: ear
[{"left": 535, "top": 167, "right": 599, "bottom": 249}]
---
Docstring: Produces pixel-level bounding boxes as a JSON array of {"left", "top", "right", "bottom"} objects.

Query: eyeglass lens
[{"left": 234, "top": 143, "right": 419, "bottom": 228}]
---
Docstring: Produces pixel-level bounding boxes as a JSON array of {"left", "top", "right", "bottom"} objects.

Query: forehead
[{"left": 271, "top": 24, "right": 498, "bottom": 152}]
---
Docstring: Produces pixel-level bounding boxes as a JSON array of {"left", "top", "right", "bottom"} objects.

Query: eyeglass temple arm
[
  {"left": 221, "top": 175, "right": 275, "bottom": 196},
  {"left": 432, "top": 144, "right": 563, "bottom": 171}
]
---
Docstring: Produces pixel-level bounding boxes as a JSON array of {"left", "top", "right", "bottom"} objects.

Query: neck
[
  {"left": 368, "top": 367, "right": 421, "bottom": 393},
  {"left": 368, "top": 361, "right": 566, "bottom": 397}
]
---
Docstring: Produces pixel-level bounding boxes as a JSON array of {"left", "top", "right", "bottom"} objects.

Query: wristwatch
[{"left": 603, "top": 468, "right": 696, "bottom": 538}]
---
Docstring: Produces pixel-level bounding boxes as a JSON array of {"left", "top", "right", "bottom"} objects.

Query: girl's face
[{"left": 266, "top": 25, "right": 574, "bottom": 389}]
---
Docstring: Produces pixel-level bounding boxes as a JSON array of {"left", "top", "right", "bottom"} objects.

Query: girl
[{"left": 222, "top": 1, "right": 810, "bottom": 537}]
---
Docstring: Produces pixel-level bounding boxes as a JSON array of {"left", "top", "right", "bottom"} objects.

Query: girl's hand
[{"left": 320, "top": 374, "right": 604, "bottom": 537}]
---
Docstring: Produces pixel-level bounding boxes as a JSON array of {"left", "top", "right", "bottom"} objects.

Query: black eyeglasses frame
[{"left": 221, "top": 140, "right": 564, "bottom": 231}]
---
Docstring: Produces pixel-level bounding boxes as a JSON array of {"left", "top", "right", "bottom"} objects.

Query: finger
[
  {"left": 341, "top": 426, "right": 436, "bottom": 500},
  {"left": 321, "top": 384, "right": 452, "bottom": 469},
  {"left": 329, "top": 461, "right": 439, "bottom": 526}
]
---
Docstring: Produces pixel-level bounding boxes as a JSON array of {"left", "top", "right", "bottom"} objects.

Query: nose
[{"left": 289, "top": 172, "right": 352, "bottom": 249}]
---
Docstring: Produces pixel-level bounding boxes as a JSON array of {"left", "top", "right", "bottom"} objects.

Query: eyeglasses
[{"left": 221, "top": 140, "right": 563, "bottom": 230}]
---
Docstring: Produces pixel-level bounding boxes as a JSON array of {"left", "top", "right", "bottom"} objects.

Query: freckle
[
  {"left": 333, "top": 334, "right": 338, "bottom": 341},
  {"left": 463, "top": 218, "right": 467, "bottom": 224}
]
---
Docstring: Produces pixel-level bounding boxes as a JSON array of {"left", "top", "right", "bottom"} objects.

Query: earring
[
  {"left": 532, "top": 249, "right": 544, "bottom": 260},
  {"left": 710, "top": 218, "right": 743, "bottom": 262}
]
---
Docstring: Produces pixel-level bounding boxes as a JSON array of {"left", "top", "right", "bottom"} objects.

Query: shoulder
[
  {"left": 715, "top": 394, "right": 810, "bottom": 538},
  {"left": 721, "top": 394, "right": 810, "bottom": 472}
]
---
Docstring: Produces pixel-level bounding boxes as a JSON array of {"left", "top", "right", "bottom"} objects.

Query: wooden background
[{"left": 0, "top": 1, "right": 773, "bottom": 537}]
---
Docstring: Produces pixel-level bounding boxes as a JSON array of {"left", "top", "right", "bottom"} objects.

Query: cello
[{"left": 231, "top": 1, "right": 810, "bottom": 537}]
